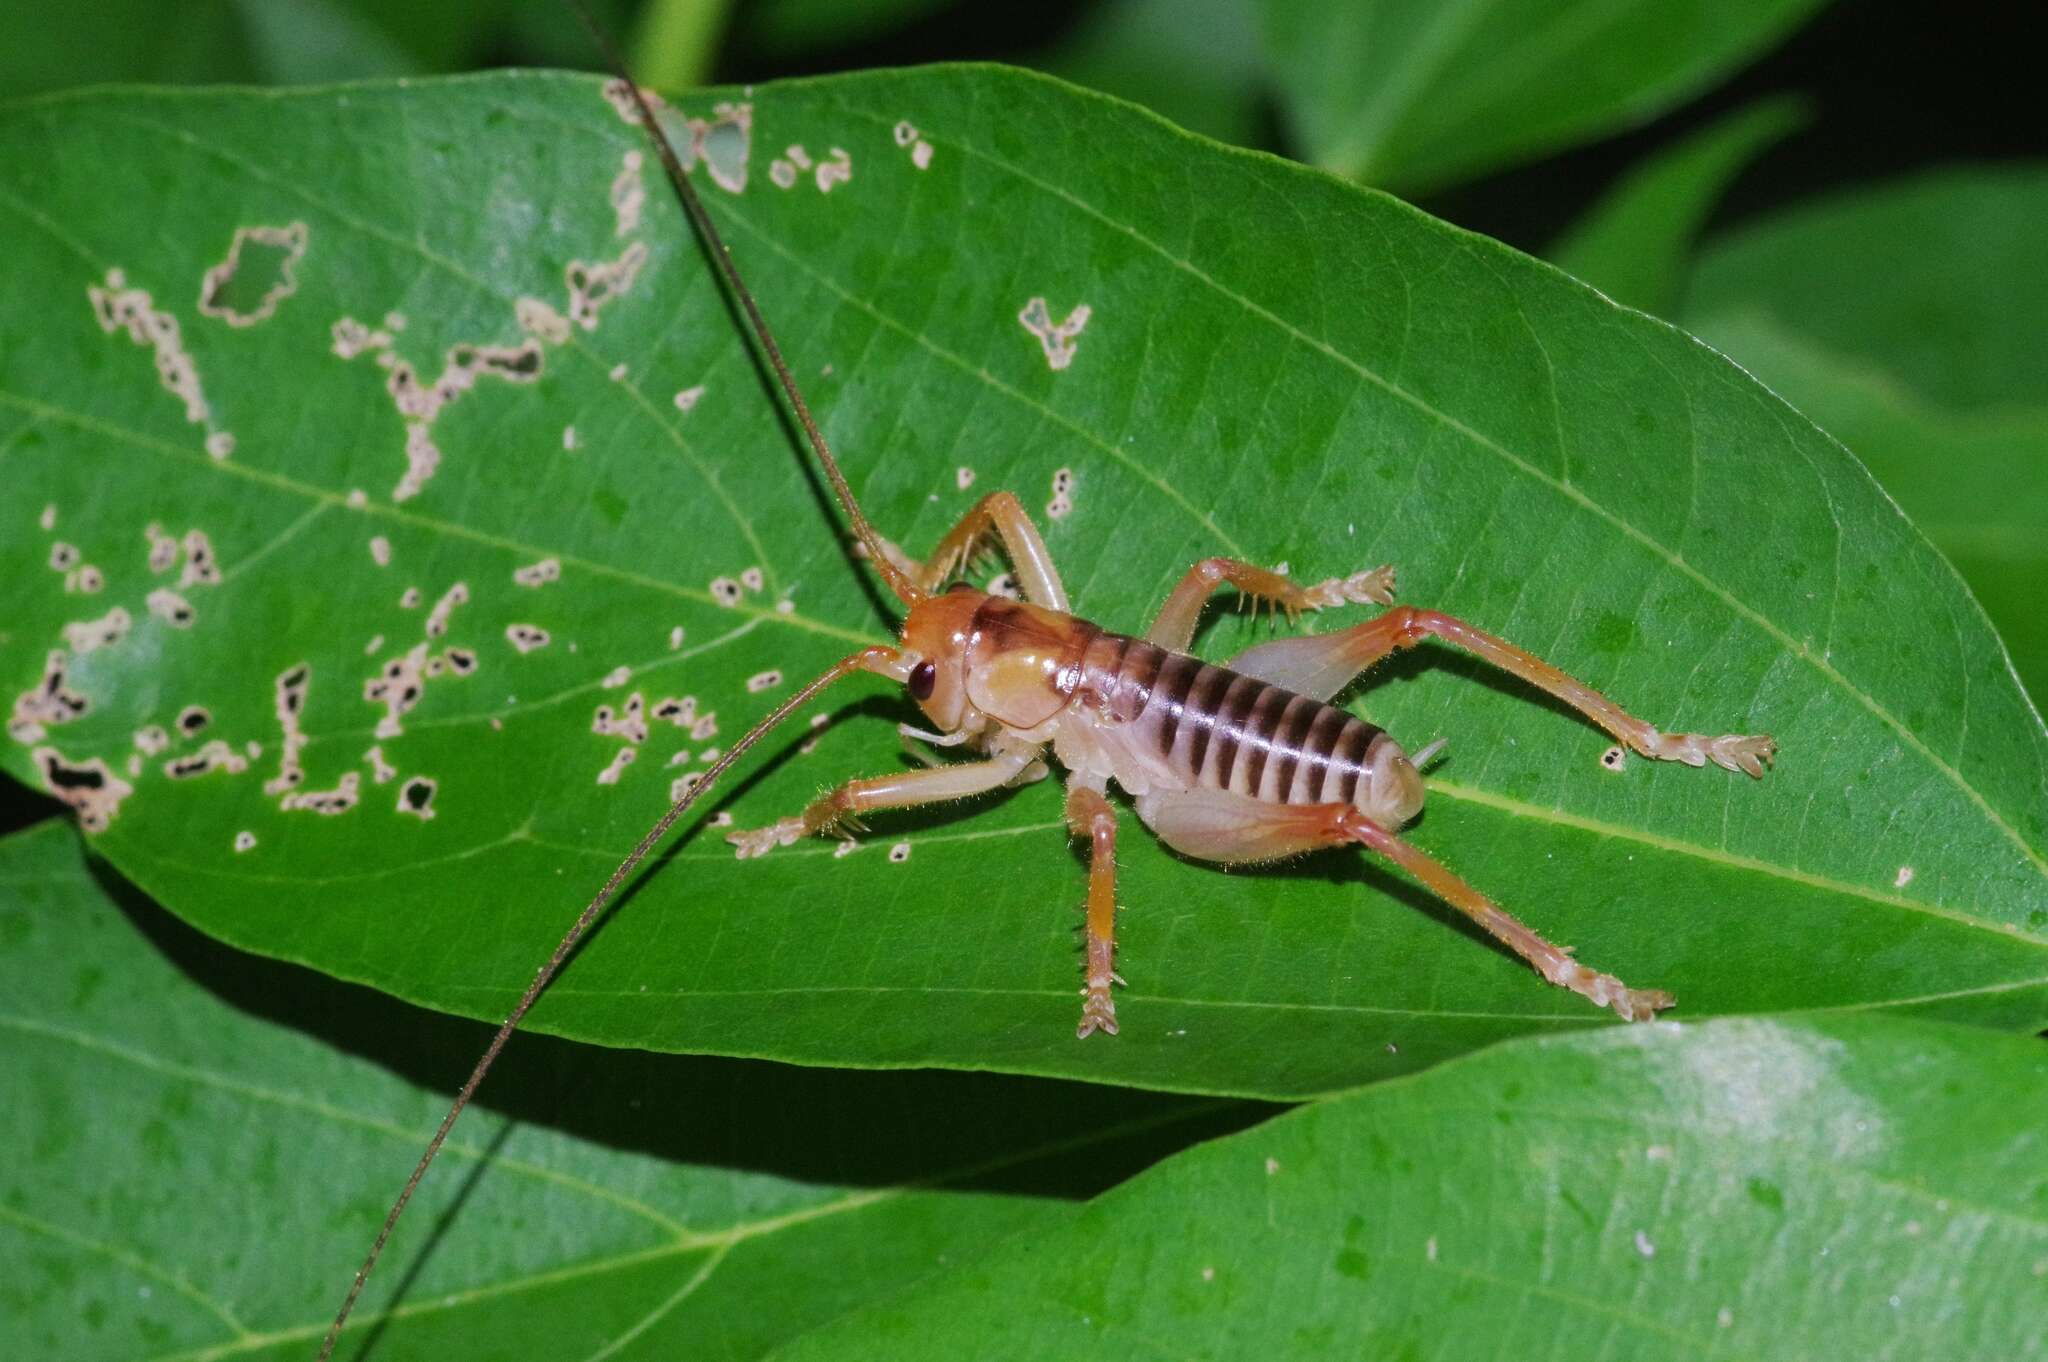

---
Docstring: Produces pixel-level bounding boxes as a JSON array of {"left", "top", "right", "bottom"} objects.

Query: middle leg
[
  {"left": 1145, "top": 557, "right": 1396, "bottom": 654},
  {"left": 1135, "top": 787, "right": 1673, "bottom": 1021},
  {"left": 1065, "top": 776, "right": 1123, "bottom": 1038}
]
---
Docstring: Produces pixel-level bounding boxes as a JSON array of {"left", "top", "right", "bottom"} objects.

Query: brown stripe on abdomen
[{"left": 1072, "top": 632, "right": 1386, "bottom": 806}]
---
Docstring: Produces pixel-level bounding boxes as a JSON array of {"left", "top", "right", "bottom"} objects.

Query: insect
[{"left": 315, "top": 5, "right": 1776, "bottom": 1353}]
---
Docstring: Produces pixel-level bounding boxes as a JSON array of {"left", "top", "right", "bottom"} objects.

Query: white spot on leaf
[
  {"left": 198, "top": 222, "right": 308, "bottom": 327},
  {"left": 513, "top": 557, "right": 561, "bottom": 588},
  {"left": 1018, "top": 296, "right": 1091, "bottom": 372},
  {"left": 146, "top": 589, "right": 194, "bottom": 628},
  {"left": 64, "top": 607, "right": 132, "bottom": 654},
  {"left": 597, "top": 746, "right": 637, "bottom": 785}
]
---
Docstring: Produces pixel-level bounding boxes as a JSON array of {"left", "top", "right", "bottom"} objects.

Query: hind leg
[
  {"left": 1135, "top": 788, "right": 1672, "bottom": 1021},
  {"left": 1227, "top": 605, "right": 1774, "bottom": 776}
]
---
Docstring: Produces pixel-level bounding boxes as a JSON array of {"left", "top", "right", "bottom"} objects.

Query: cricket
[{"left": 303, "top": 6, "right": 1782, "bottom": 1354}]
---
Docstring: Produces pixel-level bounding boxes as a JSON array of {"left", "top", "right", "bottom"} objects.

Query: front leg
[
  {"left": 1065, "top": 777, "right": 1123, "bottom": 1038},
  {"left": 728, "top": 748, "right": 1041, "bottom": 858},
  {"left": 882, "top": 490, "right": 1069, "bottom": 610},
  {"left": 1145, "top": 557, "right": 1395, "bottom": 653}
]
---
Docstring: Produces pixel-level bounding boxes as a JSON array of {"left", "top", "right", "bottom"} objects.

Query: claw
[
  {"left": 727, "top": 815, "right": 804, "bottom": 860},
  {"left": 1076, "top": 988, "right": 1120, "bottom": 1038},
  {"left": 1302, "top": 564, "right": 1397, "bottom": 610},
  {"left": 1709, "top": 733, "right": 1776, "bottom": 779}
]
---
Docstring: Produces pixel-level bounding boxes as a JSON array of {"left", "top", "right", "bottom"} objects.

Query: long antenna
[
  {"left": 570, "top": 1, "right": 926, "bottom": 608},
  {"left": 315, "top": 645, "right": 895, "bottom": 1360}
]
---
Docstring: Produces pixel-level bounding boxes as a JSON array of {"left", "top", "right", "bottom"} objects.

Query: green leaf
[
  {"left": 0, "top": 0, "right": 501, "bottom": 95},
  {"left": 1259, "top": 0, "right": 1831, "bottom": 192},
  {"left": 1679, "top": 168, "right": 2048, "bottom": 703},
  {"left": 1, "top": 69, "right": 2043, "bottom": 1102},
  {"left": 1548, "top": 96, "right": 1807, "bottom": 317},
  {"left": 774, "top": 1014, "right": 2048, "bottom": 1360},
  {"left": 1683, "top": 166, "right": 2048, "bottom": 413},
  {"left": 0, "top": 819, "right": 1253, "bottom": 1359},
  {"left": 1036, "top": 0, "right": 1269, "bottom": 148}
]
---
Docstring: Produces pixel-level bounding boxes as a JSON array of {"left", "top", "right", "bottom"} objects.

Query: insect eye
[{"left": 908, "top": 660, "right": 937, "bottom": 701}]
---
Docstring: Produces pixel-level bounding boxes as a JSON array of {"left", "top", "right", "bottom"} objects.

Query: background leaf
[
  {"left": 0, "top": 0, "right": 501, "bottom": 94},
  {"left": 1678, "top": 167, "right": 2048, "bottom": 702},
  {"left": 772, "top": 1013, "right": 2048, "bottom": 1360},
  {"left": 1, "top": 68, "right": 2043, "bottom": 1103},
  {"left": 1258, "top": 0, "right": 1830, "bottom": 192},
  {"left": 1548, "top": 96, "right": 1807, "bottom": 317},
  {"left": 0, "top": 819, "right": 1256, "bottom": 1359}
]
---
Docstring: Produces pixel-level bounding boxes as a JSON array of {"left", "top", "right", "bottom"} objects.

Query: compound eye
[{"left": 908, "top": 659, "right": 937, "bottom": 701}]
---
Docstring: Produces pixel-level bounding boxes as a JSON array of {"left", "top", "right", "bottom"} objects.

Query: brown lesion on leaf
[
  {"left": 364, "top": 745, "right": 397, "bottom": 784},
  {"left": 9, "top": 652, "right": 89, "bottom": 745},
  {"left": 814, "top": 147, "right": 852, "bottom": 194},
  {"left": 165, "top": 740, "right": 248, "bottom": 780},
  {"left": 63, "top": 608, "right": 131, "bottom": 655},
  {"left": 506, "top": 624, "right": 551, "bottom": 654},
  {"left": 32, "top": 746, "right": 134, "bottom": 832},
  {"left": 177, "top": 706, "right": 210, "bottom": 737},
  {"left": 512, "top": 558, "right": 561, "bottom": 589},
  {"left": 147, "top": 589, "right": 195, "bottom": 628},
  {"left": 596, "top": 745, "right": 637, "bottom": 785},
  {"left": 594, "top": 693, "right": 649, "bottom": 744},
  {"left": 179, "top": 530, "right": 221, "bottom": 589},
  {"left": 424, "top": 582, "right": 470, "bottom": 639},
  {"left": 364, "top": 645, "right": 427, "bottom": 741},
  {"left": 145, "top": 523, "right": 179, "bottom": 575},
  {"left": 566, "top": 244, "right": 650, "bottom": 332},
  {"left": 516, "top": 298, "right": 572, "bottom": 346},
  {"left": 281, "top": 771, "right": 360, "bottom": 815},
  {"left": 600, "top": 80, "right": 752, "bottom": 194},
  {"left": 1018, "top": 297, "right": 1092, "bottom": 373},
  {"left": 1047, "top": 466, "right": 1076, "bottom": 521},
  {"left": 198, "top": 222, "right": 309, "bottom": 327},
  {"left": 234, "top": 830, "right": 257, "bottom": 853},
  {"left": 397, "top": 775, "right": 438, "bottom": 820},
  {"left": 88, "top": 268, "right": 212, "bottom": 427},
  {"left": 612, "top": 150, "right": 645, "bottom": 237},
  {"left": 262, "top": 662, "right": 312, "bottom": 796},
  {"left": 335, "top": 310, "right": 548, "bottom": 503}
]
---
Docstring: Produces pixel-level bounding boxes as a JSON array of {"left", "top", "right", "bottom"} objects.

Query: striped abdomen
[{"left": 1076, "top": 633, "right": 1392, "bottom": 806}]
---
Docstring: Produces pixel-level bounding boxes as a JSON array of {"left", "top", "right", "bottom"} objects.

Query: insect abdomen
[{"left": 1079, "top": 634, "right": 1389, "bottom": 804}]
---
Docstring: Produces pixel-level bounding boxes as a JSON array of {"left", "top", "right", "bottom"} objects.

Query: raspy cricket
[{"left": 284, "top": 9, "right": 1784, "bottom": 1350}]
